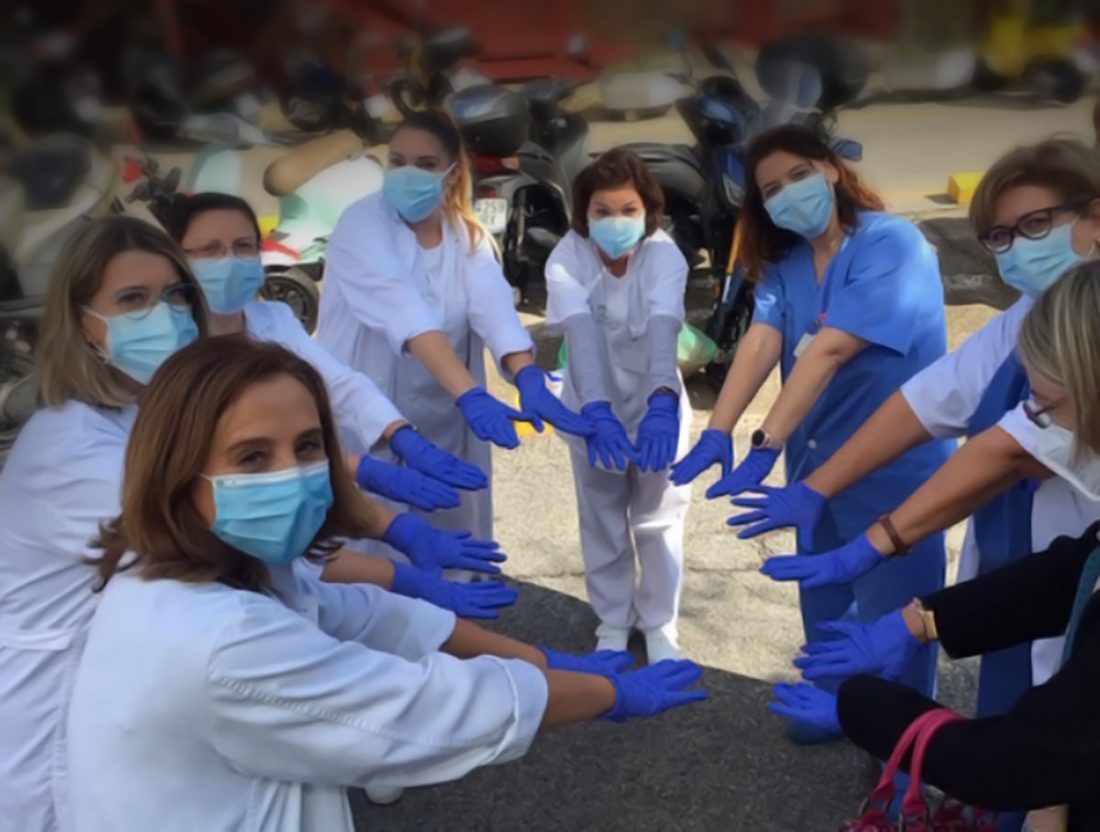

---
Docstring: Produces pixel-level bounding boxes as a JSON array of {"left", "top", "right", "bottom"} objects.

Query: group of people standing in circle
[{"left": 2, "top": 103, "right": 1100, "bottom": 830}]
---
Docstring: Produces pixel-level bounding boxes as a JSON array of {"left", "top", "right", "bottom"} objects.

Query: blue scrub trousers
[{"left": 800, "top": 508, "right": 944, "bottom": 700}]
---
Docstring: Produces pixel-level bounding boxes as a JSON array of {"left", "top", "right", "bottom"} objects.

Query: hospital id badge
[{"left": 793, "top": 332, "right": 816, "bottom": 358}]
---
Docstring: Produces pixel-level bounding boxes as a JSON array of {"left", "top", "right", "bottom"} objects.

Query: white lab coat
[
  {"left": 244, "top": 299, "right": 403, "bottom": 451},
  {"left": 319, "top": 194, "right": 533, "bottom": 542},
  {"left": 0, "top": 400, "right": 135, "bottom": 832},
  {"left": 544, "top": 229, "right": 692, "bottom": 638},
  {"left": 67, "top": 565, "right": 548, "bottom": 832},
  {"left": 900, "top": 296, "right": 1100, "bottom": 683}
]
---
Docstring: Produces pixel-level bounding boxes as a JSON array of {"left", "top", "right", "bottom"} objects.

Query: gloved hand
[
  {"left": 669, "top": 428, "right": 733, "bottom": 486},
  {"left": 391, "top": 562, "right": 518, "bottom": 619},
  {"left": 768, "top": 683, "right": 841, "bottom": 734},
  {"left": 759, "top": 533, "right": 887, "bottom": 589},
  {"left": 540, "top": 647, "right": 634, "bottom": 677},
  {"left": 390, "top": 426, "right": 488, "bottom": 491},
  {"left": 582, "top": 401, "right": 640, "bottom": 472},
  {"left": 705, "top": 447, "right": 780, "bottom": 499},
  {"left": 602, "top": 659, "right": 708, "bottom": 722},
  {"left": 383, "top": 513, "right": 506, "bottom": 575},
  {"left": 727, "top": 481, "right": 827, "bottom": 546},
  {"left": 794, "top": 612, "right": 921, "bottom": 683},
  {"left": 514, "top": 365, "right": 594, "bottom": 438},
  {"left": 634, "top": 390, "right": 680, "bottom": 473},
  {"left": 355, "top": 455, "right": 460, "bottom": 511},
  {"left": 456, "top": 386, "right": 527, "bottom": 450}
]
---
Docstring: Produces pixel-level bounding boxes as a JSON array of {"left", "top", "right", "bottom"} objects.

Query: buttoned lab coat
[
  {"left": 319, "top": 194, "right": 533, "bottom": 540},
  {"left": 67, "top": 565, "right": 549, "bottom": 832},
  {"left": 244, "top": 299, "right": 403, "bottom": 451},
  {"left": 544, "top": 228, "right": 692, "bottom": 461},
  {"left": 900, "top": 296, "right": 1100, "bottom": 684},
  {"left": 0, "top": 401, "right": 134, "bottom": 832}
]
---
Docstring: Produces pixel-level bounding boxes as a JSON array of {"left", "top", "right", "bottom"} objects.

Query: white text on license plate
[{"left": 474, "top": 198, "right": 509, "bottom": 235}]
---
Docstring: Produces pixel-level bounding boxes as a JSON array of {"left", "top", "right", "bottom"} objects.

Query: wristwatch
[{"left": 750, "top": 428, "right": 779, "bottom": 450}]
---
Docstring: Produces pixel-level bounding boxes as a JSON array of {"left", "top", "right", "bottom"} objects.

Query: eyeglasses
[
  {"left": 105, "top": 282, "right": 198, "bottom": 320},
  {"left": 1023, "top": 394, "right": 1068, "bottom": 429},
  {"left": 183, "top": 239, "right": 260, "bottom": 260},
  {"left": 976, "top": 205, "right": 1081, "bottom": 254}
]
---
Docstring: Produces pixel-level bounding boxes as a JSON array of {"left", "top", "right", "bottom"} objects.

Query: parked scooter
[
  {"left": 390, "top": 27, "right": 488, "bottom": 117},
  {"left": 125, "top": 115, "right": 384, "bottom": 333},
  {"left": 0, "top": 135, "right": 119, "bottom": 464}
]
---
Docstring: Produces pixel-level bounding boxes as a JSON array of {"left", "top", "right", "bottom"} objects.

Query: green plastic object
[{"left": 556, "top": 323, "right": 717, "bottom": 376}]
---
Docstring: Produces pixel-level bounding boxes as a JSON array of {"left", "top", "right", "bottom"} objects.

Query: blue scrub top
[{"left": 753, "top": 211, "right": 954, "bottom": 542}]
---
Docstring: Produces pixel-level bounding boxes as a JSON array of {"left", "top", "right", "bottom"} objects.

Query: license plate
[{"left": 474, "top": 198, "right": 509, "bottom": 235}]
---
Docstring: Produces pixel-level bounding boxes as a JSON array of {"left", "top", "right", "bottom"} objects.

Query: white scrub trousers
[{"left": 568, "top": 445, "right": 691, "bottom": 639}]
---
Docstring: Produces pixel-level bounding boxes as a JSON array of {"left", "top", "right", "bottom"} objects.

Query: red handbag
[{"left": 841, "top": 708, "right": 998, "bottom": 831}]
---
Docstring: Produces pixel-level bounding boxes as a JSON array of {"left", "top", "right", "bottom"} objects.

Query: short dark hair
[
  {"left": 164, "top": 192, "right": 263, "bottom": 246},
  {"left": 571, "top": 147, "right": 665, "bottom": 237},
  {"left": 739, "top": 124, "right": 884, "bottom": 281}
]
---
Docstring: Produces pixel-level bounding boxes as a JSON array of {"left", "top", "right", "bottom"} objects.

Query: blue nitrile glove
[
  {"left": 602, "top": 659, "right": 708, "bottom": 722},
  {"left": 768, "top": 683, "right": 841, "bottom": 734},
  {"left": 728, "top": 481, "right": 827, "bottom": 546},
  {"left": 705, "top": 447, "right": 780, "bottom": 499},
  {"left": 391, "top": 562, "right": 518, "bottom": 619},
  {"left": 540, "top": 647, "right": 635, "bottom": 677},
  {"left": 582, "top": 401, "right": 640, "bottom": 472},
  {"left": 634, "top": 390, "right": 680, "bottom": 473},
  {"left": 383, "top": 513, "right": 506, "bottom": 575},
  {"left": 456, "top": 386, "right": 527, "bottom": 450},
  {"left": 514, "top": 365, "right": 594, "bottom": 438},
  {"left": 390, "top": 426, "right": 488, "bottom": 491},
  {"left": 669, "top": 428, "right": 733, "bottom": 486},
  {"left": 355, "top": 455, "right": 460, "bottom": 511},
  {"left": 759, "top": 533, "right": 887, "bottom": 589},
  {"left": 794, "top": 612, "right": 921, "bottom": 683}
]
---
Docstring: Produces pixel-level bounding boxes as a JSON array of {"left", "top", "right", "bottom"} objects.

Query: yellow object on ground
[
  {"left": 512, "top": 392, "right": 553, "bottom": 439},
  {"left": 259, "top": 215, "right": 279, "bottom": 238},
  {"left": 947, "top": 172, "right": 984, "bottom": 206}
]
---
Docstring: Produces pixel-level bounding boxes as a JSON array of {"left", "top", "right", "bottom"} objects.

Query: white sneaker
[
  {"left": 643, "top": 629, "right": 681, "bottom": 664},
  {"left": 594, "top": 625, "right": 630, "bottom": 652},
  {"left": 364, "top": 786, "right": 404, "bottom": 805}
]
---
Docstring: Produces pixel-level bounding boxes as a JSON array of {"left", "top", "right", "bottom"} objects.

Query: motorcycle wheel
[
  {"left": 390, "top": 77, "right": 428, "bottom": 118},
  {"left": 1026, "top": 59, "right": 1086, "bottom": 104},
  {"left": 261, "top": 267, "right": 321, "bottom": 334},
  {"left": 703, "top": 279, "right": 755, "bottom": 392}
]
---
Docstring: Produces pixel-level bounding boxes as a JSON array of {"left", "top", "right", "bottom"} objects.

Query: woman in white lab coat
[
  {"left": 0, "top": 216, "right": 513, "bottom": 832},
  {"left": 66, "top": 335, "right": 707, "bottom": 832},
  {"left": 165, "top": 192, "right": 519, "bottom": 590},
  {"left": 544, "top": 148, "right": 692, "bottom": 663},
  {"left": 320, "top": 110, "right": 593, "bottom": 543},
  {"left": 745, "top": 140, "right": 1100, "bottom": 735}
]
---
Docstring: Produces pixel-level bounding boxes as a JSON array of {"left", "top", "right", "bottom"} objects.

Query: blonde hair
[
  {"left": 393, "top": 110, "right": 489, "bottom": 253},
  {"left": 36, "top": 216, "right": 208, "bottom": 408},
  {"left": 1018, "top": 261, "right": 1100, "bottom": 455},
  {"left": 970, "top": 139, "right": 1100, "bottom": 232}
]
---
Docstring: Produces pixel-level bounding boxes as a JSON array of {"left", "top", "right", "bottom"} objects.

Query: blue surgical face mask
[
  {"left": 205, "top": 460, "right": 334, "bottom": 565},
  {"left": 189, "top": 256, "right": 265, "bottom": 314},
  {"left": 383, "top": 164, "right": 454, "bottom": 223},
  {"left": 85, "top": 302, "right": 199, "bottom": 384},
  {"left": 589, "top": 215, "right": 647, "bottom": 260},
  {"left": 994, "top": 222, "right": 1088, "bottom": 297},
  {"left": 764, "top": 171, "right": 836, "bottom": 239}
]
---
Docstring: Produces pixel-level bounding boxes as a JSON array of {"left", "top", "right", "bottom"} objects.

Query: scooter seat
[
  {"left": 423, "top": 28, "right": 478, "bottom": 70},
  {"left": 619, "top": 142, "right": 703, "bottom": 174},
  {"left": 9, "top": 140, "right": 91, "bottom": 212}
]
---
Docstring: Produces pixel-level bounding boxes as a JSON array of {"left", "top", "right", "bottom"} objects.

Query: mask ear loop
[{"left": 80, "top": 305, "right": 113, "bottom": 364}]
